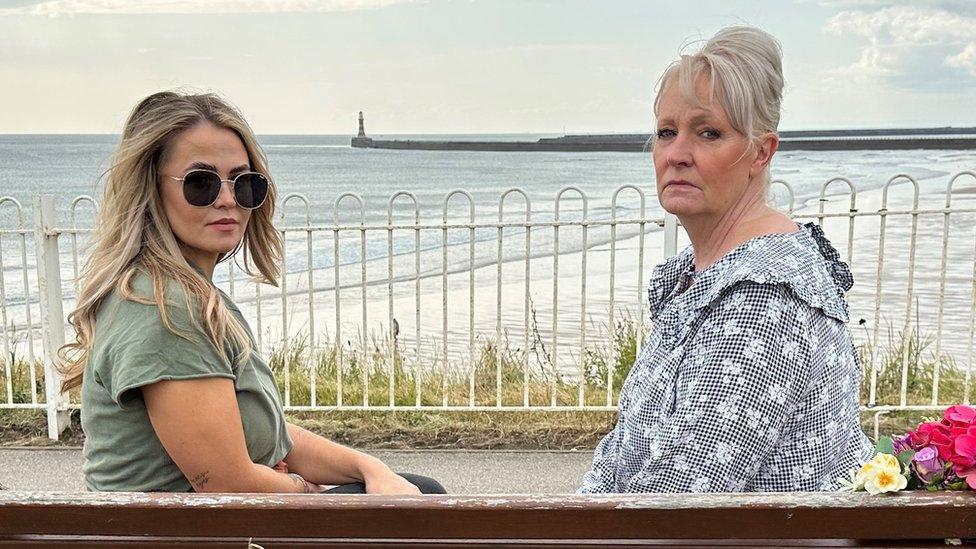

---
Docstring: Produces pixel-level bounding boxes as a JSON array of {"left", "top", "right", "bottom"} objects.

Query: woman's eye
[
  {"left": 701, "top": 129, "right": 721, "bottom": 139},
  {"left": 656, "top": 129, "right": 676, "bottom": 139}
]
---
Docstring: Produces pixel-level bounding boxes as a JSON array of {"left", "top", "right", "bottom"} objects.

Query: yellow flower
[
  {"left": 863, "top": 467, "right": 908, "bottom": 494},
  {"left": 869, "top": 454, "right": 900, "bottom": 471},
  {"left": 854, "top": 453, "right": 902, "bottom": 490}
]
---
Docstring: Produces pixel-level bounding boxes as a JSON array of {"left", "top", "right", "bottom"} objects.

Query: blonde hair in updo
[{"left": 652, "top": 26, "right": 785, "bottom": 188}]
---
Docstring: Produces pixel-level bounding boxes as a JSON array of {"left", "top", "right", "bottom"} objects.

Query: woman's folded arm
[
  {"left": 142, "top": 377, "right": 305, "bottom": 493},
  {"left": 284, "top": 423, "right": 421, "bottom": 494}
]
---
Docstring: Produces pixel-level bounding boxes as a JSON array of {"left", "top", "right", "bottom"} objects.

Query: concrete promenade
[{"left": 0, "top": 448, "right": 592, "bottom": 494}]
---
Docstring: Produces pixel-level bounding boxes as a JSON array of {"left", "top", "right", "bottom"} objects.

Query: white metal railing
[{"left": 1, "top": 172, "right": 976, "bottom": 440}]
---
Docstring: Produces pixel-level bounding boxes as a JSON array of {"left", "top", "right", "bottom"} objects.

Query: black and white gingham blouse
[{"left": 579, "top": 222, "right": 873, "bottom": 493}]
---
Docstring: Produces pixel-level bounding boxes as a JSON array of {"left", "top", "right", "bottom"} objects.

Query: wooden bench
[{"left": 1, "top": 491, "right": 975, "bottom": 547}]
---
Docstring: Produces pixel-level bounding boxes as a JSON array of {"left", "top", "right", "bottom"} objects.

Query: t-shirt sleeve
[{"left": 93, "top": 289, "right": 236, "bottom": 409}]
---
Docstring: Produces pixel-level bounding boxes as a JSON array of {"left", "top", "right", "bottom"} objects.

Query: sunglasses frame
[{"left": 167, "top": 169, "right": 270, "bottom": 210}]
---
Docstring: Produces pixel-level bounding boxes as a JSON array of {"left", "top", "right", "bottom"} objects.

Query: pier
[{"left": 350, "top": 116, "right": 976, "bottom": 152}]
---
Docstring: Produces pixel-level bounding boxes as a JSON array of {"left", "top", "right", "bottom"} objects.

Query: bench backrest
[{"left": 2, "top": 491, "right": 975, "bottom": 547}]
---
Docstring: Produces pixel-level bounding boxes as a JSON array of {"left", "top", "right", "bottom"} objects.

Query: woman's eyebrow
[
  {"left": 228, "top": 164, "right": 250, "bottom": 176},
  {"left": 184, "top": 161, "right": 251, "bottom": 176},
  {"left": 688, "top": 113, "right": 720, "bottom": 125},
  {"left": 186, "top": 161, "right": 218, "bottom": 172}
]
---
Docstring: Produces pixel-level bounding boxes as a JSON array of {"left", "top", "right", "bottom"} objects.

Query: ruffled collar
[{"left": 647, "top": 222, "right": 852, "bottom": 322}]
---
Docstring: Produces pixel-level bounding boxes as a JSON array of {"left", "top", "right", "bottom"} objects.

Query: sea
[
  {"left": 2, "top": 133, "right": 973, "bottom": 266},
  {"left": 1, "top": 134, "right": 975, "bottom": 372}
]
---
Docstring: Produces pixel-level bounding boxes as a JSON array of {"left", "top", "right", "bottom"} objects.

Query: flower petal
[{"left": 946, "top": 405, "right": 976, "bottom": 425}]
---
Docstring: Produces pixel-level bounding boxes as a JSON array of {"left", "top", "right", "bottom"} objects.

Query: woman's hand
[{"left": 363, "top": 468, "right": 422, "bottom": 495}]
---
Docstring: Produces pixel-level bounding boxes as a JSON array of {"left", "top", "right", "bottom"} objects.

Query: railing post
[
  {"left": 663, "top": 212, "right": 679, "bottom": 258},
  {"left": 34, "top": 195, "right": 69, "bottom": 440}
]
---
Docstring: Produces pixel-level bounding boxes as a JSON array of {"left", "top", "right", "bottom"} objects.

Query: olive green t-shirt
[{"left": 81, "top": 273, "right": 292, "bottom": 492}]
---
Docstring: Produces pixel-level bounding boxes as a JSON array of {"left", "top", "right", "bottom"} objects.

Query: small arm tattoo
[
  {"left": 189, "top": 471, "right": 211, "bottom": 488},
  {"left": 288, "top": 473, "right": 314, "bottom": 493}
]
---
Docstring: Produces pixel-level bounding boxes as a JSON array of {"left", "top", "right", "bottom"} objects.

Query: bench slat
[{"left": 1, "top": 491, "right": 974, "bottom": 545}]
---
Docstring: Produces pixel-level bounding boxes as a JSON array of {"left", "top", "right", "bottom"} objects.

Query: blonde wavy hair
[{"left": 59, "top": 90, "right": 282, "bottom": 391}]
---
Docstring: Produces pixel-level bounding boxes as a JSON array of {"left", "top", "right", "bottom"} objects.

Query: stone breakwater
[{"left": 352, "top": 127, "right": 976, "bottom": 152}]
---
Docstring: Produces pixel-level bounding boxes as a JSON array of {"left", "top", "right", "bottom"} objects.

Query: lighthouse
[{"left": 351, "top": 111, "right": 373, "bottom": 148}]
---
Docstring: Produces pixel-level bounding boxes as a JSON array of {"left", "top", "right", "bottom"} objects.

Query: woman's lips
[
  {"left": 665, "top": 179, "right": 697, "bottom": 189},
  {"left": 208, "top": 219, "right": 239, "bottom": 232}
]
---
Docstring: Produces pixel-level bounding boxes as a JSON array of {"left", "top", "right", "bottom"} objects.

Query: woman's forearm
[
  {"left": 194, "top": 462, "right": 308, "bottom": 493},
  {"left": 284, "top": 422, "right": 391, "bottom": 485}
]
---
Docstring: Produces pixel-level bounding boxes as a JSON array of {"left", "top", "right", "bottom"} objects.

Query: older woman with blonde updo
[{"left": 579, "top": 27, "right": 873, "bottom": 493}]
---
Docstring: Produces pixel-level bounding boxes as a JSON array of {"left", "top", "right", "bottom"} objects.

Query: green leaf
[
  {"left": 896, "top": 449, "right": 915, "bottom": 470},
  {"left": 945, "top": 480, "right": 968, "bottom": 491},
  {"left": 875, "top": 436, "right": 895, "bottom": 456}
]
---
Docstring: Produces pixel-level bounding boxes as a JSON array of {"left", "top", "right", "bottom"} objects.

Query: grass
[
  {"left": 0, "top": 312, "right": 972, "bottom": 448},
  {"left": 265, "top": 311, "right": 640, "bottom": 410}
]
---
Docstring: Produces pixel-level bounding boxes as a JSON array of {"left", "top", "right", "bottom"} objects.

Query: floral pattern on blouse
[{"left": 579, "top": 222, "right": 874, "bottom": 493}]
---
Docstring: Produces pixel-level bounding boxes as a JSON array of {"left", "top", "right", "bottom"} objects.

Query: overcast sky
[{"left": 1, "top": 0, "right": 974, "bottom": 134}]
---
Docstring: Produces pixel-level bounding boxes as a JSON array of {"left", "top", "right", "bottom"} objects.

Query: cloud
[
  {"left": 0, "top": 0, "right": 421, "bottom": 16},
  {"left": 824, "top": 5, "right": 976, "bottom": 83},
  {"left": 813, "top": 0, "right": 976, "bottom": 15},
  {"left": 946, "top": 42, "right": 976, "bottom": 76}
]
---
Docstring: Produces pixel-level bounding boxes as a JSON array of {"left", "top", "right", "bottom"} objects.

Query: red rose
[
  {"left": 910, "top": 421, "right": 952, "bottom": 453},
  {"left": 951, "top": 435, "right": 976, "bottom": 480},
  {"left": 944, "top": 405, "right": 976, "bottom": 428}
]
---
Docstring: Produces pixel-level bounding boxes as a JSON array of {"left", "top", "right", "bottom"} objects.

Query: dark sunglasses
[{"left": 168, "top": 169, "right": 269, "bottom": 210}]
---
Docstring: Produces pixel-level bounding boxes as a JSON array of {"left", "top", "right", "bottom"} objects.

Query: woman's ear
[{"left": 749, "top": 132, "right": 779, "bottom": 179}]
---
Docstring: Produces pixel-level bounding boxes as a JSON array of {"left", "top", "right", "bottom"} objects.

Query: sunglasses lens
[
  {"left": 234, "top": 173, "right": 269, "bottom": 209},
  {"left": 182, "top": 171, "right": 221, "bottom": 207}
]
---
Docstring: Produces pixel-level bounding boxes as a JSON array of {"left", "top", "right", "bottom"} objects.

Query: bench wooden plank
[
  {"left": 0, "top": 537, "right": 962, "bottom": 548},
  {"left": 1, "top": 491, "right": 974, "bottom": 546}
]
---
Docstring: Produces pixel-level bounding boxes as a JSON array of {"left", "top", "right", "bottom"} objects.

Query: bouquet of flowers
[{"left": 840, "top": 405, "right": 976, "bottom": 494}]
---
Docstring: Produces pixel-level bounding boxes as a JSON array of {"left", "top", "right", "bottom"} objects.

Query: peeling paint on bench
[{"left": 1, "top": 490, "right": 975, "bottom": 509}]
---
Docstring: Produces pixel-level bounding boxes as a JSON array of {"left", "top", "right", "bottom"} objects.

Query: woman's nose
[
  {"left": 666, "top": 137, "right": 693, "bottom": 167},
  {"left": 213, "top": 180, "right": 237, "bottom": 208}
]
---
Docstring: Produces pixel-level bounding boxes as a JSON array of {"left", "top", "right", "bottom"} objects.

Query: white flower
[
  {"left": 690, "top": 477, "right": 711, "bottom": 492},
  {"left": 782, "top": 340, "right": 799, "bottom": 360},
  {"left": 768, "top": 383, "right": 788, "bottom": 404},
  {"left": 716, "top": 397, "right": 740, "bottom": 422},
  {"left": 744, "top": 408, "right": 763, "bottom": 429},
  {"left": 854, "top": 454, "right": 905, "bottom": 494},
  {"left": 744, "top": 338, "right": 765, "bottom": 360},
  {"left": 863, "top": 468, "right": 908, "bottom": 495},
  {"left": 713, "top": 442, "right": 735, "bottom": 465},
  {"left": 723, "top": 318, "right": 741, "bottom": 336}
]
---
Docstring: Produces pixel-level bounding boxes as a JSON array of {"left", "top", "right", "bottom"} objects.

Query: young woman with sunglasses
[{"left": 60, "top": 91, "right": 445, "bottom": 495}]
